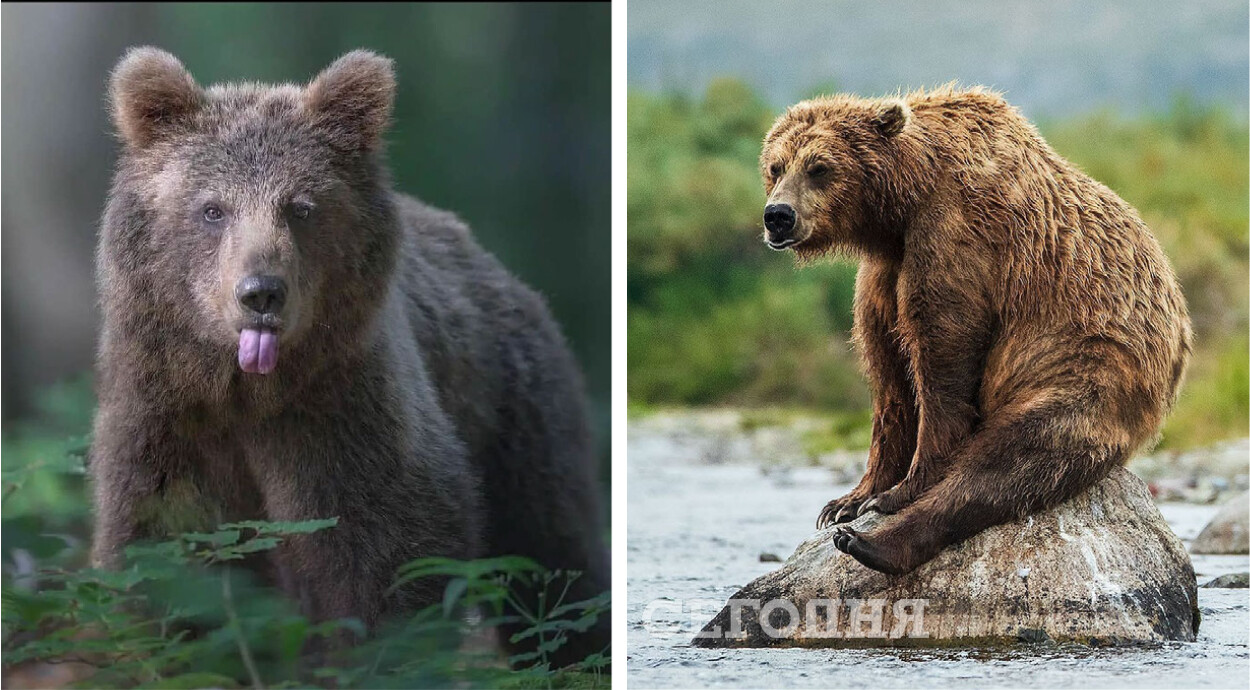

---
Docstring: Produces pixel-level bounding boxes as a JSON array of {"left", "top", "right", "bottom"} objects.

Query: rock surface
[
  {"left": 693, "top": 467, "right": 1199, "bottom": 648},
  {"left": 1190, "top": 491, "right": 1249, "bottom": 555}
]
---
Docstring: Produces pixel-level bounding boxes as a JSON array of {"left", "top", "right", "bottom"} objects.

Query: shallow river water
[{"left": 627, "top": 427, "right": 1250, "bottom": 689}]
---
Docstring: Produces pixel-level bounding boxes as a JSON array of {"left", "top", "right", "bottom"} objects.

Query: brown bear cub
[
  {"left": 760, "top": 86, "right": 1191, "bottom": 575},
  {"left": 91, "top": 47, "right": 609, "bottom": 665}
]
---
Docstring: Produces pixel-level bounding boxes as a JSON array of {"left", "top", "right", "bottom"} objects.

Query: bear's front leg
[
  {"left": 246, "top": 402, "right": 481, "bottom": 642},
  {"left": 89, "top": 404, "right": 195, "bottom": 569},
  {"left": 818, "top": 259, "right": 918, "bottom": 528},
  {"left": 858, "top": 225, "right": 993, "bottom": 517}
]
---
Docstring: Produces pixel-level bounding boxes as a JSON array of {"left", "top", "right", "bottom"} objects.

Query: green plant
[
  {"left": 1, "top": 382, "right": 610, "bottom": 688},
  {"left": 3, "top": 520, "right": 610, "bottom": 688}
]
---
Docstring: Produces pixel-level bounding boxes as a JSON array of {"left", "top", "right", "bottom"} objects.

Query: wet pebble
[{"left": 1202, "top": 572, "right": 1249, "bottom": 588}]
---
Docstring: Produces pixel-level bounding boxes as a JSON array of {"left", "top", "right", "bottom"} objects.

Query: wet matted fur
[{"left": 759, "top": 86, "right": 1191, "bottom": 574}]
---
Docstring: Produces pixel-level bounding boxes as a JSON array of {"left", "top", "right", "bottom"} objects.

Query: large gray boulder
[
  {"left": 693, "top": 467, "right": 1199, "bottom": 648},
  {"left": 1191, "top": 491, "right": 1249, "bottom": 555}
]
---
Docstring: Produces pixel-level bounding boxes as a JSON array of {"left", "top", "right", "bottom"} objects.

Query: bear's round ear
[
  {"left": 303, "top": 50, "right": 396, "bottom": 153},
  {"left": 109, "top": 47, "right": 203, "bottom": 150},
  {"left": 872, "top": 99, "right": 911, "bottom": 138}
]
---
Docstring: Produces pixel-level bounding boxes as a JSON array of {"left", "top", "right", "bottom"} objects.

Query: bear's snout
[
  {"left": 235, "top": 275, "right": 288, "bottom": 316},
  {"left": 763, "top": 203, "right": 798, "bottom": 247}
]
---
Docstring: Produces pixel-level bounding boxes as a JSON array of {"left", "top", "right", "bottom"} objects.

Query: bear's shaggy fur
[
  {"left": 759, "top": 86, "right": 1191, "bottom": 574},
  {"left": 90, "top": 47, "right": 609, "bottom": 664}
]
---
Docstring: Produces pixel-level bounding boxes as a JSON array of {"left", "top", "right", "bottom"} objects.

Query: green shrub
[{"left": 1, "top": 381, "right": 610, "bottom": 688}]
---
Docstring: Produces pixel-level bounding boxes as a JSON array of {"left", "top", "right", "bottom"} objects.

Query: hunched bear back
[{"left": 757, "top": 86, "right": 1191, "bottom": 574}]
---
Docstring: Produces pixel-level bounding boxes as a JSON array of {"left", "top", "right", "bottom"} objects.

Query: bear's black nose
[
  {"left": 236, "top": 275, "right": 287, "bottom": 315},
  {"left": 763, "top": 203, "right": 796, "bottom": 234}
]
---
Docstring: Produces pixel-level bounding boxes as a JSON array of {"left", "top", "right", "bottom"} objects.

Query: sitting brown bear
[{"left": 758, "top": 86, "right": 1191, "bottom": 575}]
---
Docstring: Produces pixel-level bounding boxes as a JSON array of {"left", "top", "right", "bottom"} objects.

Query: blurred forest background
[
  {"left": 2, "top": 4, "right": 610, "bottom": 687},
  {"left": 628, "top": 0, "right": 1249, "bottom": 451}
]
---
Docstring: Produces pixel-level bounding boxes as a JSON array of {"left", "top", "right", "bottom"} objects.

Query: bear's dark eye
[
  {"left": 289, "top": 201, "right": 315, "bottom": 221},
  {"left": 202, "top": 204, "right": 225, "bottom": 223},
  {"left": 768, "top": 163, "right": 784, "bottom": 179},
  {"left": 807, "top": 163, "right": 830, "bottom": 178}
]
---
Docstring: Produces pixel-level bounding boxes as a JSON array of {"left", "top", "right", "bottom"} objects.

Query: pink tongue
[{"left": 238, "top": 328, "right": 279, "bottom": 375}]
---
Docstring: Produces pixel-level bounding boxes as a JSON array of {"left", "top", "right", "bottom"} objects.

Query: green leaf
[
  {"left": 388, "top": 555, "right": 547, "bottom": 596},
  {"left": 219, "top": 518, "right": 339, "bottom": 535},
  {"left": 442, "top": 577, "right": 467, "bottom": 618},
  {"left": 181, "top": 530, "right": 241, "bottom": 546},
  {"left": 1, "top": 585, "right": 69, "bottom": 627},
  {"left": 275, "top": 617, "right": 310, "bottom": 660},
  {"left": 548, "top": 590, "right": 611, "bottom": 619},
  {"left": 124, "top": 540, "right": 188, "bottom": 562},
  {"left": 220, "top": 537, "right": 283, "bottom": 557}
]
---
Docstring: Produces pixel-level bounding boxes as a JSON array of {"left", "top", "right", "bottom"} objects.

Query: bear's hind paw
[{"left": 831, "top": 525, "right": 909, "bottom": 575}]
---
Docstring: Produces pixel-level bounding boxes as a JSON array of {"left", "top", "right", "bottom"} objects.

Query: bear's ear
[
  {"left": 872, "top": 99, "right": 911, "bottom": 138},
  {"left": 303, "top": 50, "right": 396, "bottom": 152},
  {"left": 109, "top": 47, "right": 203, "bottom": 150}
]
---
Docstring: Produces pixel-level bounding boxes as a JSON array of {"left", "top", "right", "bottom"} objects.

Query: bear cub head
[
  {"left": 105, "top": 47, "right": 399, "bottom": 376},
  {"left": 759, "top": 95, "right": 913, "bottom": 258}
]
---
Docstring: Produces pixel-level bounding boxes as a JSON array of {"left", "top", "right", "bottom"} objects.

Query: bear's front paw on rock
[
  {"left": 817, "top": 493, "right": 872, "bottom": 529},
  {"left": 857, "top": 485, "right": 918, "bottom": 517}
]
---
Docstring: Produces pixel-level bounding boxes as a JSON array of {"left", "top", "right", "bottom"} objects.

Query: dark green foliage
[{"left": 1, "top": 382, "right": 609, "bottom": 688}]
